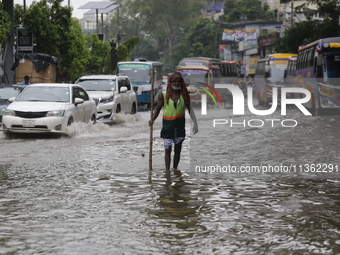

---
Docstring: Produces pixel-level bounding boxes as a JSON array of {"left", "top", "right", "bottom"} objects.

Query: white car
[
  {"left": 75, "top": 74, "right": 137, "bottom": 123},
  {"left": 1, "top": 83, "right": 97, "bottom": 135}
]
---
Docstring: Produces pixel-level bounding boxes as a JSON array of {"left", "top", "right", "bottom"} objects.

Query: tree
[
  {"left": 185, "top": 17, "right": 215, "bottom": 57},
  {"left": 303, "top": 0, "right": 340, "bottom": 36},
  {"left": 85, "top": 33, "right": 111, "bottom": 75},
  {"left": 22, "top": 0, "right": 73, "bottom": 58},
  {"left": 304, "top": 0, "right": 340, "bottom": 19},
  {"left": 275, "top": 0, "right": 340, "bottom": 53},
  {"left": 275, "top": 20, "right": 318, "bottom": 53},
  {"left": 123, "top": 0, "right": 206, "bottom": 71},
  {"left": 0, "top": 2, "right": 11, "bottom": 45},
  {"left": 220, "top": 0, "right": 274, "bottom": 23},
  {"left": 62, "top": 18, "right": 91, "bottom": 82},
  {"left": 14, "top": 4, "right": 24, "bottom": 29},
  {"left": 16, "top": 0, "right": 92, "bottom": 82},
  {"left": 117, "top": 36, "right": 141, "bottom": 63}
]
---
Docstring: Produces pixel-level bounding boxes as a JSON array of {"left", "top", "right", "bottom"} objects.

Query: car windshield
[
  {"left": 77, "top": 79, "right": 116, "bottom": 91},
  {"left": 16, "top": 86, "right": 70, "bottom": 102},
  {"left": 0, "top": 87, "right": 21, "bottom": 100}
]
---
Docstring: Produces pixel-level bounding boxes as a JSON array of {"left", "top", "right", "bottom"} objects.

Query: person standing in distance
[
  {"left": 149, "top": 72, "right": 198, "bottom": 171},
  {"left": 20, "top": 75, "right": 31, "bottom": 85}
]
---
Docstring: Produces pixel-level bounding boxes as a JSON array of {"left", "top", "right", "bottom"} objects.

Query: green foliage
[
  {"left": 85, "top": 33, "right": 111, "bottom": 75},
  {"left": 16, "top": 0, "right": 93, "bottom": 82},
  {"left": 62, "top": 18, "right": 90, "bottom": 82},
  {"left": 305, "top": 0, "right": 340, "bottom": 19},
  {"left": 117, "top": 36, "right": 141, "bottom": 63},
  {"left": 275, "top": 21, "right": 317, "bottom": 53},
  {"left": 276, "top": 0, "right": 340, "bottom": 53},
  {"left": 14, "top": 4, "right": 24, "bottom": 30},
  {"left": 14, "top": 0, "right": 141, "bottom": 79},
  {"left": 123, "top": 0, "right": 206, "bottom": 71},
  {"left": 133, "top": 39, "right": 161, "bottom": 61},
  {"left": 117, "top": 44, "right": 129, "bottom": 62},
  {"left": 123, "top": 36, "right": 141, "bottom": 56},
  {"left": 22, "top": 0, "right": 73, "bottom": 58},
  {"left": 0, "top": 2, "right": 11, "bottom": 45},
  {"left": 220, "top": 0, "right": 274, "bottom": 23},
  {"left": 186, "top": 17, "right": 215, "bottom": 57}
]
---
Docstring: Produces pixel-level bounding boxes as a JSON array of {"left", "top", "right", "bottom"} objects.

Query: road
[{"left": 0, "top": 105, "right": 339, "bottom": 254}]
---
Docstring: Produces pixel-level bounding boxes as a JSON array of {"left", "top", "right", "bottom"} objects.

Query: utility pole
[
  {"left": 96, "top": 9, "right": 99, "bottom": 35},
  {"left": 116, "top": 0, "right": 121, "bottom": 46},
  {"left": 2, "top": 0, "right": 15, "bottom": 84},
  {"left": 213, "top": 21, "right": 220, "bottom": 59},
  {"left": 291, "top": 1, "right": 294, "bottom": 27}
]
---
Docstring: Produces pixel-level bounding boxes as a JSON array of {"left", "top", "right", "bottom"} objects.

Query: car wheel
[
  {"left": 91, "top": 114, "right": 96, "bottom": 125},
  {"left": 67, "top": 117, "right": 74, "bottom": 126},
  {"left": 131, "top": 103, "right": 137, "bottom": 114},
  {"left": 116, "top": 104, "right": 121, "bottom": 113}
]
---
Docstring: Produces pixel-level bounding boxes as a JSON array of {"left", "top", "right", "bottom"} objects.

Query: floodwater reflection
[{"left": 0, "top": 109, "right": 339, "bottom": 254}]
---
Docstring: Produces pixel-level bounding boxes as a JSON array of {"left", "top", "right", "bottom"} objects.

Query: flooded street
[{"left": 0, "top": 104, "right": 339, "bottom": 254}]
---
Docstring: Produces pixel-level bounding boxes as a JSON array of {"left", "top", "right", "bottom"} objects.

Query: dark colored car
[{"left": 0, "top": 84, "right": 23, "bottom": 123}]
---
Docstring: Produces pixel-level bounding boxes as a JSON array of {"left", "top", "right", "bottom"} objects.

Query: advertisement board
[{"left": 17, "top": 28, "right": 33, "bottom": 53}]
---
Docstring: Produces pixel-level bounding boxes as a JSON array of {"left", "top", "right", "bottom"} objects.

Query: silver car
[
  {"left": 75, "top": 74, "right": 137, "bottom": 124},
  {"left": 1, "top": 83, "right": 97, "bottom": 134},
  {"left": 0, "top": 84, "right": 24, "bottom": 124}
]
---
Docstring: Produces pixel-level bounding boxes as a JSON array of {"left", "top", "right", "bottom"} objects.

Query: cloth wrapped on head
[{"left": 166, "top": 72, "right": 190, "bottom": 105}]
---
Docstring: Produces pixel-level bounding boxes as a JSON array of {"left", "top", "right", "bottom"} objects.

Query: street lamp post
[{"left": 116, "top": 0, "right": 120, "bottom": 46}]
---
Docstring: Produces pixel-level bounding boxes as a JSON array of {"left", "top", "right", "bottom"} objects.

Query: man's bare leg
[
  {"left": 173, "top": 140, "right": 183, "bottom": 170},
  {"left": 165, "top": 146, "right": 172, "bottom": 171}
]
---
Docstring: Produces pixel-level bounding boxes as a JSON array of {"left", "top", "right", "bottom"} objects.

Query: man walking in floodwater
[{"left": 149, "top": 72, "right": 198, "bottom": 171}]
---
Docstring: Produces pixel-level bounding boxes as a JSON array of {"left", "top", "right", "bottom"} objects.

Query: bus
[
  {"left": 162, "top": 75, "right": 168, "bottom": 91},
  {"left": 254, "top": 53, "right": 298, "bottom": 105},
  {"left": 285, "top": 55, "right": 298, "bottom": 99},
  {"left": 176, "top": 57, "right": 240, "bottom": 104},
  {"left": 295, "top": 37, "right": 340, "bottom": 115},
  {"left": 286, "top": 56, "right": 297, "bottom": 79},
  {"left": 116, "top": 60, "right": 164, "bottom": 108}
]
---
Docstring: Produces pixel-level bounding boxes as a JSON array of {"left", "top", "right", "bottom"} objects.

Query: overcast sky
[{"left": 13, "top": 0, "right": 88, "bottom": 19}]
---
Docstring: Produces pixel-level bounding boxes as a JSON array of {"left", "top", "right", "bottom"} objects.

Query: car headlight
[
  {"left": 2, "top": 109, "right": 15, "bottom": 116},
  {"left": 101, "top": 96, "right": 114, "bottom": 104},
  {"left": 46, "top": 110, "right": 65, "bottom": 117}
]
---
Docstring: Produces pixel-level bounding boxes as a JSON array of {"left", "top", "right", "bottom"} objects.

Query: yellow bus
[{"left": 176, "top": 57, "right": 239, "bottom": 105}]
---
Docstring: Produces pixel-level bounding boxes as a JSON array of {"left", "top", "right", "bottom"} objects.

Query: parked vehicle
[
  {"left": 254, "top": 53, "right": 298, "bottom": 105},
  {"left": 1, "top": 83, "right": 97, "bottom": 135},
  {"left": 75, "top": 74, "right": 137, "bottom": 123},
  {"left": 162, "top": 75, "right": 168, "bottom": 91},
  {"left": 285, "top": 56, "right": 298, "bottom": 99},
  {"left": 176, "top": 57, "right": 240, "bottom": 105},
  {"left": 116, "top": 60, "right": 164, "bottom": 108},
  {"left": 0, "top": 84, "right": 23, "bottom": 124}
]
